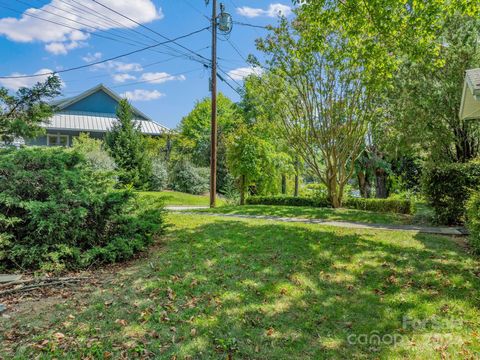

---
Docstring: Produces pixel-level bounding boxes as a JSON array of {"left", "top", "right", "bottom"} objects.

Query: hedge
[
  {"left": 246, "top": 196, "right": 331, "bottom": 208},
  {"left": 466, "top": 191, "right": 480, "bottom": 254},
  {"left": 344, "top": 198, "right": 414, "bottom": 215},
  {"left": 246, "top": 196, "right": 413, "bottom": 214},
  {"left": 423, "top": 161, "right": 480, "bottom": 225}
]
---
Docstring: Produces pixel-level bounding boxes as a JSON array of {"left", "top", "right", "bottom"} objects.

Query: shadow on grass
[
  {"left": 3, "top": 216, "right": 479, "bottom": 359},
  {"left": 199, "top": 205, "right": 415, "bottom": 226}
]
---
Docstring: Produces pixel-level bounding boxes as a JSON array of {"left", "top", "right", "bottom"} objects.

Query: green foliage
[
  {"left": 384, "top": 15, "right": 480, "bottom": 163},
  {"left": 149, "top": 157, "right": 168, "bottom": 191},
  {"left": 423, "top": 161, "right": 480, "bottom": 225},
  {"left": 0, "top": 147, "right": 165, "bottom": 272},
  {"left": 169, "top": 159, "right": 209, "bottom": 195},
  {"left": 344, "top": 198, "right": 414, "bottom": 215},
  {"left": 246, "top": 196, "right": 331, "bottom": 208},
  {"left": 0, "top": 75, "right": 61, "bottom": 144},
  {"left": 105, "top": 99, "right": 152, "bottom": 188},
  {"left": 72, "top": 133, "right": 116, "bottom": 172},
  {"left": 247, "top": 195, "right": 413, "bottom": 214},
  {"left": 177, "top": 93, "right": 243, "bottom": 192},
  {"left": 466, "top": 191, "right": 480, "bottom": 254}
]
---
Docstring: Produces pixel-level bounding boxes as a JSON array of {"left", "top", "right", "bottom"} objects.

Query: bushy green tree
[
  {"left": 169, "top": 159, "right": 209, "bottom": 195},
  {"left": 105, "top": 99, "right": 152, "bottom": 188},
  {"left": 0, "top": 75, "right": 61, "bottom": 144},
  {"left": 72, "top": 133, "right": 116, "bottom": 172},
  {"left": 177, "top": 93, "right": 244, "bottom": 193}
]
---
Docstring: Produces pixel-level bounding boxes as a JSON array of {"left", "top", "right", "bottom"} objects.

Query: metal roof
[
  {"left": 465, "top": 68, "right": 480, "bottom": 95},
  {"left": 43, "top": 111, "right": 168, "bottom": 135}
]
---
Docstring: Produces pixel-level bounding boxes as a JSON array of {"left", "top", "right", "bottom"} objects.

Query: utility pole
[
  {"left": 206, "top": 1, "right": 232, "bottom": 208},
  {"left": 210, "top": 0, "right": 218, "bottom": 208}
]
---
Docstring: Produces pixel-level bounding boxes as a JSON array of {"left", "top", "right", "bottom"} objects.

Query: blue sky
[{"left": 0, "top": 1, "right": 292, "bottom": 129}]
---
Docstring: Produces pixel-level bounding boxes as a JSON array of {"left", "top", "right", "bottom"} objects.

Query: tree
[
  {"left": 226, "top": 123, "right": 288, "bottom": 204},
  {"left": 0, "top": 75, "right": 61, "bottom": 144},
  {"left": 385, "top": 15, "right": 480, "bottom": 163},
  {"left": 105, "top": 99, "right": 151, "bottom": 188},
  {"left": 256, "top": 20, "right": 374, "bottom": 207},
  {"left": 177, "top": 93, "right": 243, "bottom": 193}
]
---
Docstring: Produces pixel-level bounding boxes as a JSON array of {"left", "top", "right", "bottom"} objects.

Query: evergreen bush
[{"left": 0, "top": 147, "right": 165, "bottom": 272}]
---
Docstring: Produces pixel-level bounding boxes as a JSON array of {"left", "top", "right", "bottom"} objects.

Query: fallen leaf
[{"left": 115, "top": 319, "right": 128, "bottom": 326}]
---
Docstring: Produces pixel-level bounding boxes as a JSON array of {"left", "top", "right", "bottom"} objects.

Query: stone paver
[
  {"left": 0, "top": 274, "right": 22, "bottom": 283},
  {"left": 168, "top": 210, "right": 466, "bottom": 236},
  {"left": 165, "top": 206, "right": 209, "bottom": 211}
]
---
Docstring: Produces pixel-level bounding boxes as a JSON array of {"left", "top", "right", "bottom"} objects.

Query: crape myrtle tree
[
  {"left": 255, "top": 19, "right": 374, "bottom": 208},
  {"left": 239, "top": 74, "right": 296, "bottom": 196},
  {"left": 105, "top": 99, "right": 152, "bottom": 188},
  {"left": 0, "top": 75, "right": 61, "bottom": 143}
]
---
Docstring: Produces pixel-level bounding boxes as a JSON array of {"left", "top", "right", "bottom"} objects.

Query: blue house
[{"left": 27, "top": 84, "right": 168, "bottom": 146}]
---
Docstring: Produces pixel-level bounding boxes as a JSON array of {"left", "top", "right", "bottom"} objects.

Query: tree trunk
[
  {"left": 357, "top": 171, "right": 371, "bottom": 198},
  {"left": 328, "top": 177, "right": 342, "bottom": 208},
  {"left": 281, "top": 174, "right": 287, "bottom": 195},
  {"left": 240, "top": 175, "right": 246, "bottom": 205},
  {"left": 375, "top": 168, "right": 388, "bottom": 198},
  {"left": 294, "top": 159, "right": 299, "bottom": 197}
]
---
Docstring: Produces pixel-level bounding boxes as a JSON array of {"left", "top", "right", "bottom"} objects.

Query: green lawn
[
  {"left": 137, "top": 190, "right": 226, "bottom": 206},
  {"left": 2, "top": 214, "right": 479, "bottom": 359},
  {"left": 193, "top": 204, "right": 417, "bottom": 225}
]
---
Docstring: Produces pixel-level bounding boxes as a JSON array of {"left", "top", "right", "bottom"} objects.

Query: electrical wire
[{"left": 0, "top": 26, "right": 211, "bottom": 79}]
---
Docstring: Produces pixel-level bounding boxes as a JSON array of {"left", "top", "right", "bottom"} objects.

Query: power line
[
  {"left": 63, "top": 46, "right": 210, "bottom": 84},
  {"left": 0, "top": 2, "right": 141, "bottom": 47},
  {"left": 0, "top": 26, "right": 211, "bottom": 79},
  {"left": 29, "top": 0, "right": 156, "bottom": 47},
  {"left": 14, "top": 0, "right": 152, "bottom": 47},
  {"left": 88, "top": 0, "right": 212, "bottom": 66},
  {"left": 58, "top": 0, "right": 157, "bottom": 43},
  {"left": 233, "top": 21, "right": 269, "bottom": 30}
]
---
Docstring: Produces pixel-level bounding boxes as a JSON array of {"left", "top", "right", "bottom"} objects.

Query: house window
[{"left": 47, "top": 134, "right": 69, "bottom": 147}]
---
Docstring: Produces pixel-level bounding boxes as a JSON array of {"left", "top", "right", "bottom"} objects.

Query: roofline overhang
[{"left": 52, "top": 84, "right": 170, "bottom": 131}]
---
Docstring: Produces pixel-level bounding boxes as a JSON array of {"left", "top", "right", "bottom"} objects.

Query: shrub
[
  {"left": 466, "top": 191, "right": 480, "bottom": 254},
  {"left": 423, "top": 161, "right": 480, "bottom": 224},
  {"left": 0, "top": 147, "right": 166, "bottom": 272},
  {"left": 105, "top": 99, "right": 152, "bottom": 188},
  {"left": 72, "top": 133, "right": 116, "bottom": 172},
  {"left": 246, "top": 196, "right": 331, "bottom": 208},
  {"left": 169, "top": 159, "right": 209, "bottom": 195},
  {"left": 246, "top": 195, "right": 413, "bottom": 214},
  {"left": 344, "top": 198, "right": 414, "bottom": 215},
  {"left": 150, "top": 158, "right": 168, "bottom": 191}
]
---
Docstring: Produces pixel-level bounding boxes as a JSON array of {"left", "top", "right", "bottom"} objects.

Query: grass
[
  {"left": 2, "top": 213, "right": 479, "bottom": 359},
  {"left": 137, "top": 190, "right": 226, "bottom": 206},
  {"left": 193, "top": 204, "right": 418, "bottom": 225}
]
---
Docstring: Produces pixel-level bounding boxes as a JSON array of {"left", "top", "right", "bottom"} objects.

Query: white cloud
[
  {"left": 227, "top": 66, "right": 263, "bottom": 81},
  {"left": 0, "top": 68, "right": 60, "bottom": 91},
  {"left": 237, "top": 3, "right": 292, "bottom": 18},
  {"left": 82, "top": 52, "right": 102, "bottom": 63},
  {"left": 140, "top": 72, "right": 186, "bottom": 84},
  {"left": 0, "top": 0, "right": 163, "bottom": 54},
  {"left": 94, "top": 60, "right": 143, "bottom": 72},
  {"left": 113, "top": 73, "right": 136, "bottom": 83},
  {"left": 45, "top": 40, "right": 87, "bottom": 55},
  {"left": 122, "top": 89, "right": 164, "bottom": 101}
]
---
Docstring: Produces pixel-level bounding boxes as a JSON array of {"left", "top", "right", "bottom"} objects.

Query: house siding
[{"left": 26, "top": 130, "right": 105, "bottom": 147}]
